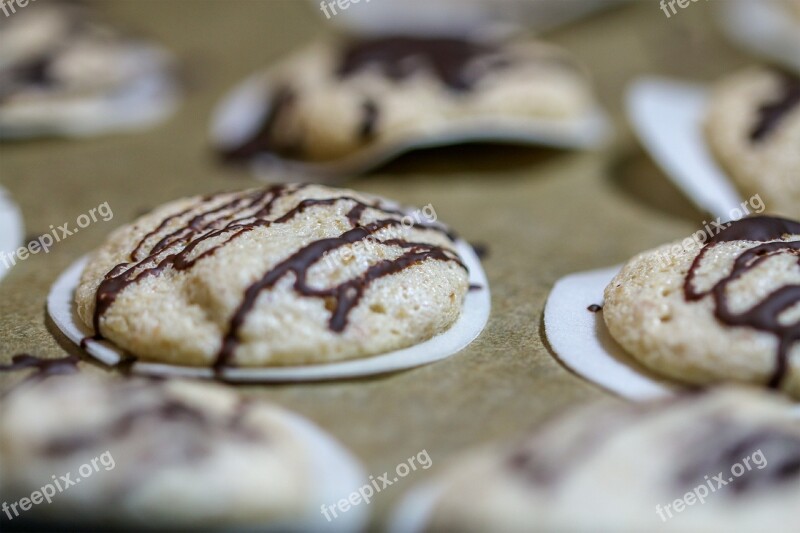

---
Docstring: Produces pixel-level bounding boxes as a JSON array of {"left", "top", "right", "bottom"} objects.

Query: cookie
[
  {"left": 422, "top": 388, "right": 800, "bottom": 532},
  {"left": 0, "top": 1, "right": 179, "bottom": 138},
  {"left": 704, "top": 67, "right": 800, "bottom": 219},
  {"left": 217, "top": 35, "right": 597, "bottom": 165},
  {"left": 0, "top": 374, "right": 310, "bottom": 528},
  {"left": 75, "top": 184, "right": 469, "bottom": 369},
  {"left": 603, "top": 216, "right": 800, "bottom": 398}
]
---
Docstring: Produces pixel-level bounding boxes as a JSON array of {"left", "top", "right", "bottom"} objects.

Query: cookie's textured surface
[
  {"left": 603, "top": 216, "right": 800, "bottom": 398},
  {"left": 705, "top": 68, "right": 800, "bottom": 218},
  {"left": 75, "top": 184, "right": 468, "bottom": 368},
  {"left": 427, "top": 388, "right": 800, "bottom": 532},
  {"left": 220, "top": 36, "right": 597, "bottom": 163},
  {"left": 0, "top": 374, "right": 309, "bottom": 527}
]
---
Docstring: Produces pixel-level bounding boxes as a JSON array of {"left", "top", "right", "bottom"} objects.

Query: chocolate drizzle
[
  {"left": 89, "top": 185, "right": 465, "bottom": 372},
  {"left": 41, "top": 387, "right": 261, "bottom": 469},
  {"left": 220, "top": 86, "right": 301, "bottom": 162},
  {"left": 470, "top": 242, "right": 489, "bottom": 260},
  {"left": 750, "top": 71, "right": 800, "bottom": 142},
  {"left": 337, "top": 36, "right": 506, "bottom": 91},
  {"left": 43, "top": 400, "right": 209, "bottom": 456},
  {"left": 0, "top": 55, "right": 55, "bottom": 103},
  {"left": 0, "top": 354, "right": 80, "bottom": 381},
  {"left": 684, "top": 216, "right": 800, "bottom": 388},
  {"left": 359, "top": 98, "right": 379, "bottom": 141},
  {"left": 676, "top": 420, "right": 800, "bottom": 496}
]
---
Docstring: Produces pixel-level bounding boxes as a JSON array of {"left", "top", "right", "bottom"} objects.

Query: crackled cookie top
[
  {"left": 705, "top": 68, "right": 800, "bottom": 218},
  {"left": 76, "top": 184, "right": 468, "bottom": 368},
  {"left": 427, "top": 388, "right": 800, "bottom": 532},
  {"left": 0, "top": 374, "right": 309, "bottom": 527},
  {"left": 219, "top": 35, "right": 595, "bottom": 163},
  {"left": 603, "top": 216, "right": 800, "bottom": 398}
]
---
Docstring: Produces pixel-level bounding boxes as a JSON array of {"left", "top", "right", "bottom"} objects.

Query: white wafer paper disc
[
  {"left": 47, "top": 239, "right": 490, "bottom": 382},
  {"left": 308, "top": 0, "right": 631, "bottom": 39},
  {"left": 626, "top": 77, "right": 746, "bottom": 221},
  {"left": 718, "top": 0, "right": 800, "bottom": 75},
  {"left": 387, "top": 480, "right": 446, "bottom": 533},
  {"left": 0, "top": 186, "right": 24, "bottom": 282}
]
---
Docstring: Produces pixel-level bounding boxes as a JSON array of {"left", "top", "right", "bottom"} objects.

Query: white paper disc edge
[
  {"left": 0, "top": 186, "right": 24, "bottom": 281},
  {"left": 625, "top": 77, "right": 745, "bottom": 221}
]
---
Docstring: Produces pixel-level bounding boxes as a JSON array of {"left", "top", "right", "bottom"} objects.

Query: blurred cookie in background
[
  {"left": 0, "top": 374, "right": 366, "bottom": 530},
  {"left": 394, "top": 388, "right": 800, "bottom": 532},
  {"left": 705, "top": 67, "right": 800, "bottom": 219},
  {"left": 212, "top": 35, "right": 609, "bottom": 179},
  {"left": 0, "top": 1, "right": 181, "bottom": 139}
]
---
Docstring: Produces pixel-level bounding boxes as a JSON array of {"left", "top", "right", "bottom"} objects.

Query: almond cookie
[
  {"left": 0, "top": 374, "right": 310, "bottom": 528},
  {"left": 217, "top": 35, "right": 597, "bottom": 164},
  {"left": 603, "top": 216, "right": 800, "bottom": 398},
  {"left": 422, "top": 388, "right": 800, "bottom": 532},
  {"left": 0, "top": 1, "right": 178, "bottom": 138},
  {"left": 75, "top": 184, "right": 469, "bottom": 369},
  {"left": 704, "top": 67, "right": 800, "bottom": 218}
]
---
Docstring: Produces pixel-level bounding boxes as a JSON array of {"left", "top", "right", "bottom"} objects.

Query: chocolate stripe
[
  {"left": 750, "top": 71, "right": 800, "bottom": 143},
  {"left": 684, "top": 216, "right": 800, "bottom": 388},
  {"left": 0, "top": 354, "right": 80, "bottom": 381},
  {"left": 336, "top": 36, "right": 504, "bottom": 91}
]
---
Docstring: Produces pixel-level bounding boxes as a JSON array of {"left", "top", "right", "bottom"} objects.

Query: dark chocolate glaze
[
  {"left": 337, "top": 36, "right": 506, "bottom": 91},
  {"left": 43, "top": 400, "right": 207, "bottom": 456},
  {"left": 750, "top": 71, "right": 800, "bottom": 142},
  {"left": 677, "top": 420, "right": 800, "bottom": 496},
  {"left": 0, "top": 4, "right": 105, "bottom": 103},
  {"left": 470, "top": 242, "right": 489, "bottom": 260},
  {"left": 0, "top": 354, "right": 80, "bottom": 381},
  {"left": 220, "top": 86, "right": 301, "bottom": 162},
  {"left": 89, "top": 185, "right": 465, "bottom": 372},
  {"left": 43, "top": 392, "right": 260, "bottom": 460},
  {"left": 0, "top": 55, "right": 55, "bottom": 103},
  {"left": 587, "top": 304, "right": 603, "bottom": 313},
  {"left": 359, "top": 98, "right": 379, "bottom": 140},
  {"left": 684, "top": 216, "right": 800, "bottom": 388}
]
